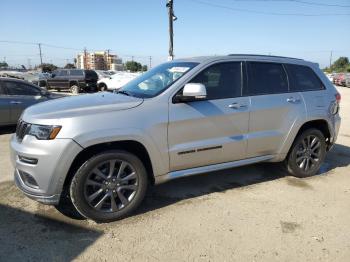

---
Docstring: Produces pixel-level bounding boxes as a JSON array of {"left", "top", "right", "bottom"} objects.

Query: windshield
[{"left": 119, "top": 62, "right": 198, "bottom": 98}]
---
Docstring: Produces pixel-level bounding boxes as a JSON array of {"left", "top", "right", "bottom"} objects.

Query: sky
[{"left": 1, "top": 0, "right": 350, "bottom": 68}]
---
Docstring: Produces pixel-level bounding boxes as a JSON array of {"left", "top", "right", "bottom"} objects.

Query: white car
[{"left": 97, "top": 72, "right": 141, "bottom": 91}]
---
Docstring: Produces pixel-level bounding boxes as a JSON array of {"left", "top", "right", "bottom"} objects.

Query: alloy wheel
[
  {"left": 295, "top": 135, "right": 321, "bottom": 172},
  {"left": 84, "top": 160, "right": 138, "bottom": 212}
]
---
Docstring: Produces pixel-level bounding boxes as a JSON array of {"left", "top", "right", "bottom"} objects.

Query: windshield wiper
[{"left": 115, "top": 90, "right": 131, "bottom": 96}]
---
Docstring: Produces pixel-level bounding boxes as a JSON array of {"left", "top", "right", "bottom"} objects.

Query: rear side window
[
  {"left": 85, "top": 70, "right": 98, "bottom": 79},
  {"left": 285, "top": 64, "right": 324, "bottom": 91},
  {"left": 190, "top": 62, "right": 242, "bottom": 100},
  {"left": 4, "top": 81, "right": 40, "bottom": 96},
  {"left": 70, "top": 70, "right": 84, "bottom": 76},
  {"left": 244, "top": 62, "right": 288, "bottom": 96}
]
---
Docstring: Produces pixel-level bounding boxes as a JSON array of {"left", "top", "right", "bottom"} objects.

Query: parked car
[
  {"left": 333, "top": 73, "right": 345, "bottom": 86},
  {"left": 42, "top": 69, "right": 98, "bottom": 94},
  {"left": 97, "top": 72, "right": 141, "bottom": 91},
  {"left": 23, "top": 72, "right": 50, "bottom": 86},
  {"left": 94, "top": 70, "right": 110, "bottom": 80},
  {"left": 0, "top": 77, "right": 64, "bottom": 126},
  {"left": 10, "top": 55, "right": 341, "bottom": 222},
  {"left": 345, "top": 73, "right": 350, "bottom": 87}
]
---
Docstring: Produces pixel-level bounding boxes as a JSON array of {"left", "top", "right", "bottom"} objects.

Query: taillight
[{"left": 335, "top": 93, "right": 341, "bottom": 103}]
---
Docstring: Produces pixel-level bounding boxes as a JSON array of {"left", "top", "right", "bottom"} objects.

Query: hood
[{"left": 23, "top": 92, "right": 143, "bottom": 120}]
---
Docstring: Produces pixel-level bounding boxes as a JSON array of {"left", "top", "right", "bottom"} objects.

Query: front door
[
  {"left": 3, "top": 81, "right": 45, "bottom": 123},
  {"left": 168, "top": 62, "right": 250, "bottom": 171},
  {"left": 0, "top": 82, "right": 11, "bottom": 125}
]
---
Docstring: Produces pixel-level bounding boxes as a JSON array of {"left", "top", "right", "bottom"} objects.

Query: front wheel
[
  {"left": 285, "top": 128, "right": 326, "bottom": 178},
  {"left": 70, "top": 150, "right": 148, "bottom": 222}
]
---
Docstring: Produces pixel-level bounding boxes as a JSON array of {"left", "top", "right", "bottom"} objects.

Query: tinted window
[
  {"left": 85, "top": 70, "right": 98, "bottom": 79},
  {"left": 285, "top": 64, "right": 324, "bottom": 91},
  {"left": 245, "top": 62, "right": 288, "bottom": 95},
  {"left": 59, "top": 70, "right": 68, "bottom": 77},
  {"left": 0, "top": 84, "right": 6, "bottom": 95},
  {"left": 190, "top": 62, "right": 242, "bottom": 100},
  {"left": 70, "top": 70, "right": 84, "bottom": 76},
  {"left": 4, "top": 81, "right": 40, "bottom": 96}
]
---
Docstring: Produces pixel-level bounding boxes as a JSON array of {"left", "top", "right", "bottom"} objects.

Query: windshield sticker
[{"left": 169, "top": 67, "right": 190, "bottom": 73}]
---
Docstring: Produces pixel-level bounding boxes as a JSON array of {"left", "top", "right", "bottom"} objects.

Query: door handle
[
  {"left": 10, "top": 101, "right": 22, "bottom": 104},
  {"left": 228, "top": 103, "right": 248, "bottom": 109},
  {"left": 286, "top": 97, "right": 301, "bottom": 104}
]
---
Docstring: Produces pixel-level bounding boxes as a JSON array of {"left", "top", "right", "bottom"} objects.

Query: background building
[{"left": 76, "top": 51, "right": 124, "bottom": 70}]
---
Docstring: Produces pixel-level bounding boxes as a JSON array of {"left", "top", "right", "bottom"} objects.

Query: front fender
[{"left": 73, "top": 127, "right": 169, "bottom": 177}]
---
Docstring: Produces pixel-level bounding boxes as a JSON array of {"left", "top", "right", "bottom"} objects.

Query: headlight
[{"left": 28, "top": 124, "right": 62, "bottom": 140}]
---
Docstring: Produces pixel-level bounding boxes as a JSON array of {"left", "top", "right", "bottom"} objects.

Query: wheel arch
[
  {"left": 62, "top": 140, "right": 155, "bottom": 192},
  {"left": 69, "top": 80, "right": 79, "bottom": 87}
]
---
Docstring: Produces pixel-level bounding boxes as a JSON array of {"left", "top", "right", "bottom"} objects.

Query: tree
[
  {"left": 64, "top": 63, "right": 76, "bottom": 69},
  {"left": 36, "top": 63, "right": 58, "bottom": 73},
  {"left": 142, "top": 65, "right": 148, "bottom": 71},
  {"left": 0, "top": 62, "right": 8, "bottom": 68},
  {"left": 329, "top": 56, "right": 350, "bottom": 72},
  {"left": 125, "top": 61, "right": 142, "bottom": 72}
]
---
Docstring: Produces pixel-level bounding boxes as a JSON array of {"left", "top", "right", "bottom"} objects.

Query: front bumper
[{"left": 10, "top": 134, "right": 82, "bottom": 205}]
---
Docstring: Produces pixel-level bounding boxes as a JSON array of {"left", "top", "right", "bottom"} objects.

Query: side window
[
  {"left": 59, "top": 70, "right": 68, "bottom": 77},
  {"left": 70, "top": 70, "right": 84, "bottom": 76},
  {"left": 0, "top": 83, "right": 6, "bottom": 95},
  {"left": 244, "top": 62, "right": 288, "bottom": 96},
  {"left": 189, "top": 62, "right": 242, "bottom": 100},
  {"left": 4, "top": 82, "right": 40, "bottom": 96},
  {"left": 285, "top": 64, "right": 324, "bottom": 91}
]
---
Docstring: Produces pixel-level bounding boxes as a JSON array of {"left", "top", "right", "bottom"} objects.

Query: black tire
[
  {"left": 70, "top": 150, "right": 148, "bottom": 222},
  {"left": 285, "top": 128, "right": 326, "bottom": 178},
  {"left": 55, "top": 186, "right": 85, "bottom": 220},
  {"left": 99, "top": 83, "right": 107, "bottom": 92},
  {"left": 70, "top": 85, "right": 80, "bottom": 95}
]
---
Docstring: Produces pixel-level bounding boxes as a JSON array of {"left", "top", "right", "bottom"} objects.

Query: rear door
[
  {"left": 168, "top": 61, "right": 250, "bottom": 171},
  {"left": 3, "top": 81, "right": 44, "bottom": 122},
  {"left": 285, "top": 64, "right": 327, "bottom": 119},
  {"left": 47, "top": 70, "right": 60, "bottom": 88},
  {"left": 244, "top": 61, "right": 306, "bottom": 158},
  {"left": 0, "top": 81, "right": 11, "bottom": 125}
]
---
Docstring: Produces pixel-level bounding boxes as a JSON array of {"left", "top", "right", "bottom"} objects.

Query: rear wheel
[
  {"left": 285, "top": 128, "right": 326, "bottom": 178},
  {"left": 70, "top": 150, "right": 148, "bottom": 222},
  {"left": 70, "top": 85, "right": 80, "bottom": 95}
]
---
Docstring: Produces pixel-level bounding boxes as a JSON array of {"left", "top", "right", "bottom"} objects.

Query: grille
[{"left": 16, "top": 120, "right": 31, "bottom": 141}]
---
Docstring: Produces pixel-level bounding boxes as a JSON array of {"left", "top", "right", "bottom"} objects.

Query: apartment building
[{"left": 76, "top": 51, "right": 124, "bottom": 70}]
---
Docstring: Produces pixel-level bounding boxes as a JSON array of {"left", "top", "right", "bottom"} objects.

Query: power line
[
  {"left": 189, "top": 0, "right": 350, "bottom": 16},
  {"left": 228, "top": 0, "right": 350, "bottom": 8}
]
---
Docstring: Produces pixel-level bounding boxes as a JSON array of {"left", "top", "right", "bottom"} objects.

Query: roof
[{"left": 174, "top": 54, "right": 313, "bottom": 66}]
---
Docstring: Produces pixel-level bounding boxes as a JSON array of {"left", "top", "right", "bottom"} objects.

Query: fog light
[
  {"left": 18, "top": 155, "right": 38, "bottom": 165},
  {"left": 18, "top": 170, "right": 39, "bottom": 189}
]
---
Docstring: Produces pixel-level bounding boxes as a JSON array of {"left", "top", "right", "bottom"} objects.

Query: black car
[
  {"left": 42, "top": 69, "right": 98, "bottom": 94},
  {"left": 0, "top": 77, "right": 64, "bottom": 126}
]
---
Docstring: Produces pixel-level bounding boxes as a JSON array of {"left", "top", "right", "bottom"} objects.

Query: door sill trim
[{"left": 155, "top": 155, "right": 274, "bottom": 184}]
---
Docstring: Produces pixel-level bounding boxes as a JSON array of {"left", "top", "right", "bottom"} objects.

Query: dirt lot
[{"left": 1, "top": 87, "right": 350, "bottom": 262}]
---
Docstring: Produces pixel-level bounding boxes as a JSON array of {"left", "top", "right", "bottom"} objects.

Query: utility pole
[
  {"left": 106, "top": 49, "right": 111, "bottom": 70},
  {"left": 38, "top": 43, "right": 43, "bottom": 68},
  {"left": 329, "top": 50, "right": 333, "bottom": 69},
  {"left": 131, "top": 56, "right": 134, "bottom": 62},
  {"left": 149, "top": 56, "right": 152, "bottom": 69},
  {"left": 166, "top": 0, "right": 177, "bottom": 61},
  {"left": 27, "top": 58, "right": 32, "bottom": 70}
]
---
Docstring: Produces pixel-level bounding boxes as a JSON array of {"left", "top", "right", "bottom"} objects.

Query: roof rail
[{"left": 227, "top": 54, "right": 304, "bottom": 60}]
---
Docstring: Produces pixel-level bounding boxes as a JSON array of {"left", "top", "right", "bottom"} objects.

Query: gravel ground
[{"left": 0, "top": 87, "right": 350, "bottom": 262}]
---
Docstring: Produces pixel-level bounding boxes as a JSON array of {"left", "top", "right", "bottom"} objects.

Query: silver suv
[{"left": 10, "top": 55, "right": 341, "bottom": 222}]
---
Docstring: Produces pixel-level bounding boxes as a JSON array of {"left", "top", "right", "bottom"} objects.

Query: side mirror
[
  {"left": 173, "top": 83, "right": 207, "bottom": 103},
  {"left": 51, "top": 74, "right": 56, "bottom": 78}
]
